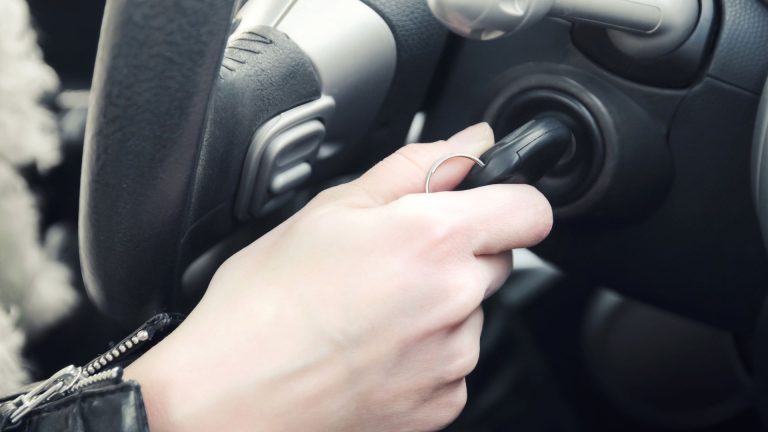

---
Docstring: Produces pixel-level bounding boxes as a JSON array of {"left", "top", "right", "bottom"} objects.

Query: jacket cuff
[{"left": 0, "top": 313, "right": 183, "bottom": 431}]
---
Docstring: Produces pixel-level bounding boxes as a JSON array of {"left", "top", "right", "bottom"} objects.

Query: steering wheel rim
[
  {"left": 754, "top": 77, "right": 768, "bottom": 249},
  {"left": 81, "top": 0, "right": 239, "bottom": 322}
]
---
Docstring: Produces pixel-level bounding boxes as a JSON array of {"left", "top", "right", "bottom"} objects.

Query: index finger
[{"left": 352, "top": 123, "right": 495, "bottom": 205}]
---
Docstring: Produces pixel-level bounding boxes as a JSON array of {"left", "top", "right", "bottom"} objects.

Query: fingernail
[{"left": 448, "top": 122, "right": 495, "bottom": 154}]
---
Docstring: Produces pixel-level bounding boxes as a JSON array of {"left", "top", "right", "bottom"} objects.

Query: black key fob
[{"left": 458, "top": 117, "right": 572, "bottom": 190}]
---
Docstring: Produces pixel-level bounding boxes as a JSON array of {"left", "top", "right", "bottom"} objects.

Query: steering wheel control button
[
  {"left": 260, "top": 120, "right": 325, "bottom": 199},
  {"left": 269, "top": 120, "right": 325, "bottom": 168},
  {"left": 270, "top": 163, "right": 313, "bottom": 195},
  {"left": 236, "top": 97, "right": 336, "bottom": 220}
]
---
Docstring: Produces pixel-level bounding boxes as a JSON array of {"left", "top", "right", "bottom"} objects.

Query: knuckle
[
  {"left": 310, "top": 182, "right": 382, "bottom": 209},
  {"left": 394, "top": 192, "right": 423, "bottom": 213},
  {"left": 397, "top": 203, "right": 434, "bottom": 235},
  {"left": 441, "top": 361, "right": 470, "bottom": 386},
  {"left": 440, "top": 271, "right": 484, "bottom": 320},
  {"left": 307, "top": 185, "right": 349, "bottom": 210},
  {"left": 424, "top": 217, "right": 458, "bottom": 244},
  {"left": 313, "top": 186, "right": 341, "bottom": 203},
  {"left": 213, "top": 254, "right": 239, "bottom": 279},
  {"left": 459, "top": 345, "right": 481, "bottom": 377},
  {"left": 448, "top": 381, "right": 469, "bottom": 415},
  {"left": 444, "top": 340, "right": 481, "bottom": 382},
  {"left": 395, "top": 197, "right": 458, "bottom": 244},
  {"left": 428, "top": 381, "right": 468, "bottom": 430}
]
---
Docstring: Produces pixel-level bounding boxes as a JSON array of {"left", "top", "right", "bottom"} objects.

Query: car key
[{"left": 457, "top": 117, "right": 573, "bottom": 190}]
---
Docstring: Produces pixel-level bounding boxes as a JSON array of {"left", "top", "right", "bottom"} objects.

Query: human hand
[{"left": 125, "top": 123, "right": 553, "bottom": 432}]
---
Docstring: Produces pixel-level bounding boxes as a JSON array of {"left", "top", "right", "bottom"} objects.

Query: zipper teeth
[
  {"left": 7, "top": 320, "right": 163, "bottom": 423},
  {"left": 69, "top": 367, "right": 120, "bottom": 393},
  {"left": 83, "top": 329, "right": 149, "bottom": 377}
]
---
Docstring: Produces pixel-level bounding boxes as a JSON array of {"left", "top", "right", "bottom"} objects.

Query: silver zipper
[
  {"left": 83, "top": 328, "right": 149, "bottom": 377},
  {"left": 70, "top": 367, "right": 121, "bottom": 393},
  {"left": 7, "top": 327, "right": 150, "bottom": 424},
  {"left": 8, "top": 365, "right": 81, "bottom": 423}
]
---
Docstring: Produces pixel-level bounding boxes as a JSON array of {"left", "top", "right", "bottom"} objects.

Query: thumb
[{"left": 352, "top": 123, "right": 495, "bottom": 205}]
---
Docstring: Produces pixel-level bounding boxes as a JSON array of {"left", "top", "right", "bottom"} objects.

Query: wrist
[
  {"left": 125, "top": 318, "right": 355, "bottom": 432},
  {"left": 124, "top": 331, "right": 202, "bottom": 432},
  {"left": 124, "top": 354, "right": 174, "bottom": 432}
]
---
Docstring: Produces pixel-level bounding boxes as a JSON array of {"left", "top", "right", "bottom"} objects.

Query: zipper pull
[
  {"left": 9, "top": 365, "right": 81, "bottom": 423},
  {"left": 5, "top": 314, "right": 184, "bottom": 425}
]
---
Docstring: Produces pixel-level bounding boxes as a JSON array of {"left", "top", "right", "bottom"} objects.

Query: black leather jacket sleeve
[
  {"left": 0, "top": 379, "right": 149, "bottom": 432},
  {"left": 0, "top": 314, "right": 183, "bottom": 431}
]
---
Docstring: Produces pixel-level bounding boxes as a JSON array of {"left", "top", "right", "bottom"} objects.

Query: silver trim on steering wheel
[{"left": 234, "top": 0, "right": 397, "bottom": 155}]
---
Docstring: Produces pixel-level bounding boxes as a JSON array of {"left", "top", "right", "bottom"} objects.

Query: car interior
[{"left": 15, "top": 0, "right": 768, "bottom": 430}]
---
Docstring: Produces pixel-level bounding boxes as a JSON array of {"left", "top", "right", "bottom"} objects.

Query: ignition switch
[{"left": 473, "top": 64, "right": 673, "bottom": 219}]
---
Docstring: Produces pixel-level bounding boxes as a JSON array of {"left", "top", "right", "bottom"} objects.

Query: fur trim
[
  {"left": 0, "top": 163, "right": 78, "bottom": 336},
  {"left": 0, "top": 307, "right": 28, "bottom": 394},
  {"left": 0, "top": 0, "right": 61, "bottom": 171},
  {"left": 0, "top": 0, "right": 78, "bottom": 388}
]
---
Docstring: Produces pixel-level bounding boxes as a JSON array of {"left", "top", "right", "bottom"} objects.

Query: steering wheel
[
  {"left": 82, "top": 0, "right": 768, "bottom": 357},
  {"left": 80, "top": 0, "right": 448, "bottom": 324}
]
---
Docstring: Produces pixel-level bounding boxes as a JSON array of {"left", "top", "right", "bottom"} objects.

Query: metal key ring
[{"left": 425, "top": 153, "right": 486, "bottom": 194}]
